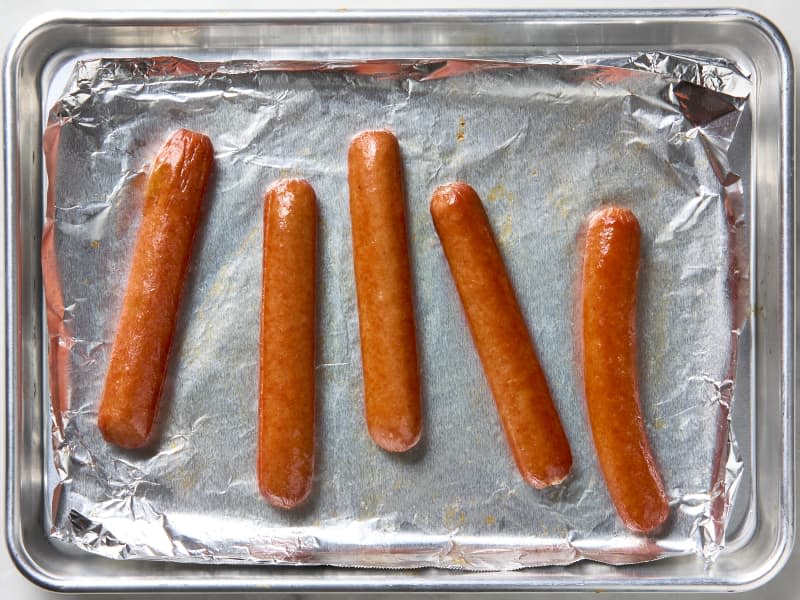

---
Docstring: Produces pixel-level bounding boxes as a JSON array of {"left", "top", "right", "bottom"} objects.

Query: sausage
[
  {"left": 430, "top": 183, "right": 572, "bottom": 488},
  {"left": 98, "top": 129, "right": 214, "bottom": 449},
  {"left": 347, "top": 130, "right": 422, "bottom": 452},
  {"left": 579, "top": 205, "right": 669, "bottom": 532},
  {"left": 258, "top": 179, "right": 317, "bottom": 509}
]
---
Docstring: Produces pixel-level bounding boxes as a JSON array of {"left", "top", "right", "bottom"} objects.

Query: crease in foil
[{"left": 43, "top": 53, "right": 749, "bottom": 570}]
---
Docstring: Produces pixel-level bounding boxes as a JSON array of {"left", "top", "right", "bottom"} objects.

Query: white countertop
[{"left": 2, "top": 1, "right": 796, "bottom": 598}]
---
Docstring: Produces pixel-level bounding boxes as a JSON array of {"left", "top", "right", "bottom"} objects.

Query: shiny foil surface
[{"left": 42, "top": 54, "right": 750, "bottom": 569}]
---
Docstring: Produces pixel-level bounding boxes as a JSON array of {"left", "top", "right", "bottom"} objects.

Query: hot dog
[
  {"left": 258, "top": 179, "right": 317, "bottom": 509},
  {"left": 98, "top": 129, "right": 213, "bottom": 449},
  {"left": 347, "top": 130, "right": 422, "bottom": 452},
  {"left": 579, "top": 205, "right": 669, "bottom": 532},
  {"left": 430, "top": 183, "right": 572, "bottom": 488}
]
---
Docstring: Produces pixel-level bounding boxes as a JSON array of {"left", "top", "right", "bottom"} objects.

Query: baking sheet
[{"left": 42, "top": 54, "right": 750, "bottom": 569}]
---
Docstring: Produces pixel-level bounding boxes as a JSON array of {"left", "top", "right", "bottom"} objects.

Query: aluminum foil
[{"left": 42, "top": 53, "right": 750, "bottom": 569}]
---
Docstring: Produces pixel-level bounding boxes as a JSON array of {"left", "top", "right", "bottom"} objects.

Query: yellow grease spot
[
  {"left": 456, "top": 117, "right": 466, "bottom": 142},
  {"left": 553, "top": 196, "right": 571, "bottom": 219},
  {"left": 654, "top": 418, "right": 667, "bottom": 430},
  {"left": 175, "top": 464, "right": 198, "bottom": 491},
  {"left": 486, "top": 183, "right": 515, "bottom": 203},
  {"left": 497, "top": 215, "right": 513, "bottom": 246},
  {"left": 90, "top": 240, "right": 100, "bottom": 249},
  {"left": 278, "top": 167, "right": 303, "bottom": 179},
  {"left": 485, "top": 515, "right": 496, "bottom": 526},
  {"left": 181, "top": 225, "right": 259, "bottom": 368},
  {"left": 444, "top": 504, "right": 466, "bottom": 528}
]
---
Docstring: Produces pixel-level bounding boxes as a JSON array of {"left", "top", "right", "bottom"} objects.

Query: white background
[{"left": 1, "top": 1, "right": 796, "bottom": 598}]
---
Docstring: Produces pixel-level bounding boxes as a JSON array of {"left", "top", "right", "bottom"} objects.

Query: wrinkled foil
[{"left": 42, "top": 53, "right": 750, "bottom": 570}]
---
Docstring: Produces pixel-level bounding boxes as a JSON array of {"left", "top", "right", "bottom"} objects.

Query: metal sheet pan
[{"left": 4, "top": 9, "right": 793, "bottom": 592}]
